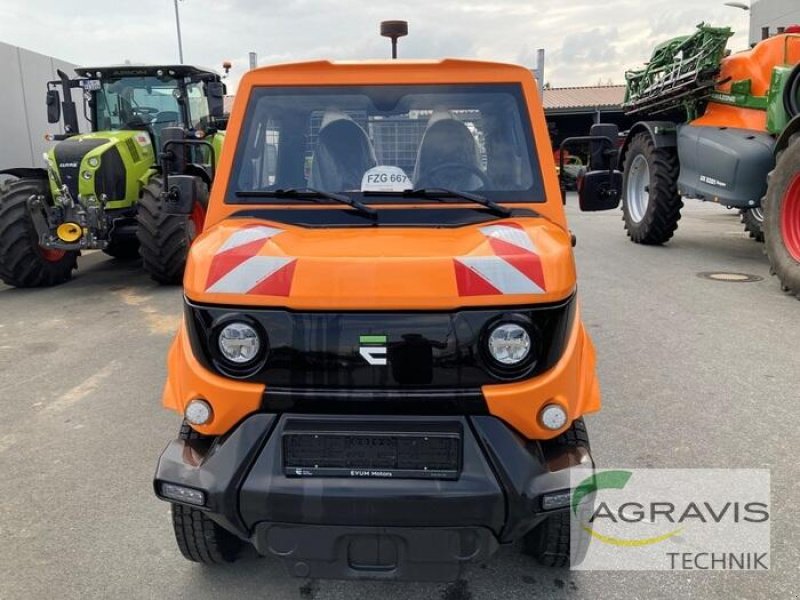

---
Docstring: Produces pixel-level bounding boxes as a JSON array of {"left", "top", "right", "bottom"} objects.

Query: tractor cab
[{"left": 47, "top": 64, "right": 227, "bottom": 149}]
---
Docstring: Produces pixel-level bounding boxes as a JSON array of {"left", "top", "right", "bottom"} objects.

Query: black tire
[
  {"left": 0, "top": 177, "right": 78, "bottom": 288},
  {"left": 136, "top": 176, "right": 207, "bottom": 285},
  {"left": 522, "top": 418, "right": 590, "bottom": 568},
  {"left": 739, "top": 207, "right": 765, "bottom": 242},
  {"left": 103, "top": 236, "right": 140, "bottom": 260},
  {"left": 763, "top": 133, "right": 800, "bottom": 298},
  {"left": 170, "top": 422, "right": 243, "bottom": 564},
  {"left": 621, "top": 132, "right": 683, "bottom": 244}
]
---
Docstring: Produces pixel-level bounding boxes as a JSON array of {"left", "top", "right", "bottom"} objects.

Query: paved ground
[{"left": 1, "top": 197, "right": 798, "bottom": 599}]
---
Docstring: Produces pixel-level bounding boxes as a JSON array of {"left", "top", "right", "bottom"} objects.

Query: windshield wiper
[
  {"left": 398, "top": 188, "right": 511, "bottom": 217},
  {"left": 236, "top": 188, "right": 377, "bottom": 219}
]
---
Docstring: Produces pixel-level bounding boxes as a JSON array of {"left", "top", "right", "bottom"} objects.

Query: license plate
[{"left": 283, "top": 421, "right": 462, "bottom": 480}]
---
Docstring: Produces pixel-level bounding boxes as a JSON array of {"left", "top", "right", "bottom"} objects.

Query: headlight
[
  {"left": 81, "top": 170, "right": 93, "bottom": 180},
  {"left": 487, "top": 323, "right": 531, "bottom": 365},
  {"left": 87, "top": 156, "right": 100, "bottom": 168},
  {"left": 217, "top": 322, "right": 261, "bottom": 364}
]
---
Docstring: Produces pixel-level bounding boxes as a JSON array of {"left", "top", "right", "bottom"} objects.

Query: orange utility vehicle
[{"left": 153, "top": 57, "right": 619, "bottom": 580}]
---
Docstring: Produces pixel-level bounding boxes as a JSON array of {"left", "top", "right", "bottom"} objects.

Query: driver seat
[
  {"left": 413, "top": 112, "right": 484, "bottom": 190},
  {"left": 309, "top": 111, "right": 377, "bottom": 191}
]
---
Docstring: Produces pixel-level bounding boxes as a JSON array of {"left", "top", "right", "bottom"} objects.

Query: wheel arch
[
  {"left": 619, "top": 121, "right": 679, "bottom": 168},
  {"left": 0, "top": 168, "right": 48, "bottom": 181},
  {"left": 775, "top": 114, "right": 800, "bottom": 157}
]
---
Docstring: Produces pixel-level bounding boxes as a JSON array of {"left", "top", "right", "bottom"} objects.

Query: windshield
[
  {"left": 228, "top": 84, "right": 544, "bottom": 203},
  {"left": 95, "top": 76, "right": 185, "bottom": 132}
]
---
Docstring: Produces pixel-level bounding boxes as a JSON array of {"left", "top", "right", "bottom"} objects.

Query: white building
[
  {"left": 0, "top": 41, "right": 80, "bottom": 171},
  {"left": 749, "top": 0, "right": 800, "bottom": 44}
]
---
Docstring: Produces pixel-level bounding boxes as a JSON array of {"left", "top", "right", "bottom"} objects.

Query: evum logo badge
[{"left": 359, "top": 335, "right": 387, "bottom": 365}]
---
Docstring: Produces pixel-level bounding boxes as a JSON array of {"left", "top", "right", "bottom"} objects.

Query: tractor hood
[{"left": 183, "top": 215, "right": 576, "bottom": 310}]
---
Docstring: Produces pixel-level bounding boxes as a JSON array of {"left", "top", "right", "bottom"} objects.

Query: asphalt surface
[{"left": 1, "top": 196, "right": 798, "bottom": 599}]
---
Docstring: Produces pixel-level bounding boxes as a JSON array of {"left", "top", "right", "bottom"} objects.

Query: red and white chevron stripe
[
  {"left": 453, "top": 223, "right": 546, "bottom": 296},
  {"left": 205, "top": 225, "right": 297, "bottom": 296}
]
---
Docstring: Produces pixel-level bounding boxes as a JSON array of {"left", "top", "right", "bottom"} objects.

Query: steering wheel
[
  {"left": 418, "top": 162, "right": 491, "bottom": 190},
  {"left": 131, "top": 106, "right": 159, "bottom": 116}
]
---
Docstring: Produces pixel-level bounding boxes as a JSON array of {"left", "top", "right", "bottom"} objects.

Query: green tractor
[{"left": 0, "top": 64, "right": 226, "bottom": 287}]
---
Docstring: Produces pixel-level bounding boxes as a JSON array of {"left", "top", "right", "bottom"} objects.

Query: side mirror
[
  {"left": 579, "top": 170, "right": 623, "bottom": 211},
  {"left": 46, "top": 90, "right": 61, "bottom": 124},
  {"left": 206, "top": 81, "right": 225, "bottom": 119},
  {"left": 163, "top": 175, "right": 199, "bottom": 215},
  {"left": 588, "top": 123, "right": 620, "bottom": 171}
]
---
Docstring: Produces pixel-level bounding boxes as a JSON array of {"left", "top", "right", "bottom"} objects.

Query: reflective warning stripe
[
  {"left": 479, "top": 224, "right": 537, "bottom": 253},
  {"left": 217, "top": 225, "right": 283, "bottom": 253},
  {"left": 455, "top": 256, "right": 544, "bottom": 295},
  {"left": 207, "top": 256, "right": 295, "bottom": 294},
  {"left": 205, "top": 225, "right": 296, "bottom": 295},
  {"left": 455, "top": 222, "right": 546, "bottom": 296}
]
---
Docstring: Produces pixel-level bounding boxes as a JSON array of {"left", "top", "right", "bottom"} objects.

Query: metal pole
[
  {"left": 391, "top": 39, "right": 398, "bottom": 59},
  {"left": 249, "top": 52, "right": 257, "bottom": 70},
  {"left": 536, "top": 48, "right": 545, "bottom": 97},
  {"left": 174, "top": 0, "right": 184, "bottom": 64}
]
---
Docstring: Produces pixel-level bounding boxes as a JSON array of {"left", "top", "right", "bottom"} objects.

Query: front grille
[
  {"left": 95, "top": 147, "right": 126, "bottom": 201},
  {"left": 185, "top": 295, "right": 576, "bottom": 390},
  {"left": 53, "top": 137, "right": 108, "bottom": 200}
]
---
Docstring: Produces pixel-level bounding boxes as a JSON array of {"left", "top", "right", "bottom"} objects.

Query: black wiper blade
[
  {"left": 402, "top": 188, "right": 511, "bottom": 217},
  {"left": 236, "top": 187, "right": 377, "bottom": 219}
]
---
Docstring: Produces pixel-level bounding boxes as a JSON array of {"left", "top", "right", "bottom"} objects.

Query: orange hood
[{"left": 183, "top": 215, "right": 576, "bottom": 310}]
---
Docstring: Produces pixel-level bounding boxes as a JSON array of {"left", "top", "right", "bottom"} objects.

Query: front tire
[
  {"left": 621, "top": 132, "right": 683, "bottom": 244},
  {"left": 0, "top": 177, "right": 78, "bottom": 288},
  {"left": 522, "top": 418, "right": 591, "bottom": 568},
  {"left": 137, "top": 176, "right": 207, "bottom": 285},
  {"left": 763, "top": 133, "right": 800, "bottom": 297},
  {"left": 170, "top": 422, "right": 243, "bottom": 564},
  {"left": 739, "top": 207, "right": 764, "bottom": 242}
]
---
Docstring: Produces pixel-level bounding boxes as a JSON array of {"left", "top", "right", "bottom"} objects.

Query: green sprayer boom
[{"left": 623, "top": 23, "right": 733, "bottom": 117}]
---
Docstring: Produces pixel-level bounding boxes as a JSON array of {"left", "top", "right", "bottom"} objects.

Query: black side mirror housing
[
  {"left": 206, "top": 81, "right": 225, "bottom": 119},
  {"left": 46, "top": 90, "right": 61, "bottom": 124},
  {"left": 579, "top": 170, "right": 623, "bottom": 211},
  {"left": 588, "top": 123, "right": 620, "bottom": 171},
  {"left": 163, "top": 175, "right": 199, "bottom": 215}
]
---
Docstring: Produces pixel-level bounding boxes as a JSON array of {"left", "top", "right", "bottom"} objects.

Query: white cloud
[{"left": 0, "top": 0, "right": 750, "bottom": 91}]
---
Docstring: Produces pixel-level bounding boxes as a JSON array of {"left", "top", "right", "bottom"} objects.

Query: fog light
[
  {"left": 540, "top": 404, "right": 567, "bottom": 430},
  {"left": 160, "top": 482, "right": 205, "bottom": 506},
  {"left": 184, "top": 399, "right": 212, "bottom": 426},
  {"left": 542, "top": 490, "right": 572, "bottom": 511}
]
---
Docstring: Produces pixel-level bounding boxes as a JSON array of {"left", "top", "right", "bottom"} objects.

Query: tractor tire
[
  {"left": 170, "top": 422, "right": 243, "bottom": 564},
  {"left": 763, "top": 133, "right": 800, "bottom": 298},
  {"left": 103, "top": 236, "right": 140, "bottom": 260},
  {"left": 136, "top": 176, "right": 207, "bottom": 285},
  {"left": 522, "top": 418, "right": 591, "bottom": 568},
  {"left": 0, "top": 177, "right": 78, "bottom": 288},
  {"left": 621, "top": 132, "right": 683, "bottom": 244},
  {"left": 739, "top": 207, "right": 765, "bottom": 242}
]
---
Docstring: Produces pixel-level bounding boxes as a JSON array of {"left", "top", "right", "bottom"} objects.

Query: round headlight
[
  {"left": 87, "top": 156, "right": 100, "bottom": 168},
  {"left": 488, "top": 323, "right": 531, "bottom": 365},
  {"left": 81, "top": 170, "right": 93, "bottom": 180},
  {"left": 218, "top": 322, "right": 261, "bottom": 364}
]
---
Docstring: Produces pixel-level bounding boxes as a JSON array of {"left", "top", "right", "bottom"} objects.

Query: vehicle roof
[
  {"left": 240, "top": 58, "right": 534, "bottom": 86},
  {"left": 75, "top": 64, "right": 220, "bottom": 79}
]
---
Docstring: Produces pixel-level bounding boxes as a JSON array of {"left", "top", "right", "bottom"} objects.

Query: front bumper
[{"left": 154, "top": 413, "right": 593, "bottom": 581}]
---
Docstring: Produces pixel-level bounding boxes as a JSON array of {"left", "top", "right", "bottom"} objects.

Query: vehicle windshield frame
[{"left": 225, "top": 82, "right": 545, "bottom": 206}]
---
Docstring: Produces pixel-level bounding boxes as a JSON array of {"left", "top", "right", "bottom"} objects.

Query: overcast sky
[{"left": 0, "top": 0, "right": 750, "bottom": 92}]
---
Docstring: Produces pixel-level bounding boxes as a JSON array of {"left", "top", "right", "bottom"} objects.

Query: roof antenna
[{"left": 381, "top": 20, "right": 408, "bottom": 59}]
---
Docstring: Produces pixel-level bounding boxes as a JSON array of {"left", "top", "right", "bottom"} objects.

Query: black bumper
[{"left": 154, "top": 413, "right": 593, "bottom": 581}]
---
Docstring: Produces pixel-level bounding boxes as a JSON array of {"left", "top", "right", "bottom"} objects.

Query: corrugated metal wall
[{"left": 0, "top": 41, "right": 84, "bottom": 171}]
